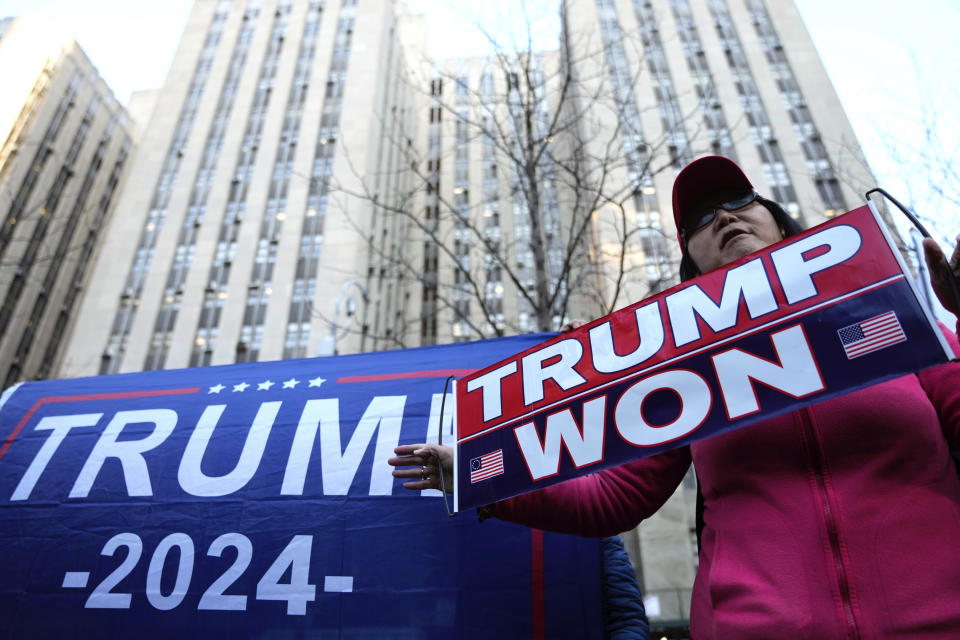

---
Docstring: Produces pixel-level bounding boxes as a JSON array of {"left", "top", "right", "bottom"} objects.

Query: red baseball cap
[{"left": 672, "top": 155, "right": 753, "bottom": 251}]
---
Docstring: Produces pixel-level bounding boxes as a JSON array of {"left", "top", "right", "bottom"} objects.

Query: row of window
[
  {"left": 0, "top": 96, "right": 99, "bottom": 339},
  {"left": 421, "top": 85, "right": 442, "bottom": 344},
  {"left": 596, "top": 0, "right": 666, "bottom": 293},
  {"left": 3, "top": 95, "right": 118, "bottom": 386},
  {"left": 0, "top": 72, "right": 83, "bottom": 262},
  {"left": 282, "top": 1, "right": 352, "bottom": 360},
  {"left": 705, "top": 0, "right": 800, "bottom": 214},
  {"left": 632, "top": 0, "right": 692, "bottom": 169},
  {"left": 669, "top": 0, "right": 738, "bottom": 160},
  {"left": 104, "top": 4, "right": 231, "bottom": 373},
  {"left": 228, "top": 2, "right": 295, "bottom": 364},
  {"left": 744, "top": 0, "right": 846, "bottom": 212},
  {"left": 49, "top": 138, "right": 130, "bottom": 381},
  {"left": 147, "top": 8, "right": 262, "bottom": 371}
]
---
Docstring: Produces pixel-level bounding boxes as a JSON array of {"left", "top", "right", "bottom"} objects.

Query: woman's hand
[
  {"left": 923, "top": 236, "right": 960, "bottom": 316},
  {"left": 388, "top": 321, "right": 589, "bottom": 494},
  {"left": 388, "top": 443, "right": 454, "bottom": 493}
]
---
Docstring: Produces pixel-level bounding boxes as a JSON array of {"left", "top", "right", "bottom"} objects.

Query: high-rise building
[
  {"left": 55, "top": 0, "right": 881, "bottom": 631},
  {"left": 59, "top": 0, "right": 877, "bottom": 376},
  {"left": 60, "top": 0, "right": 421, "bottom": 375},
  {"left": 0, "top": 17, "right": 133, "bottom": 387}
]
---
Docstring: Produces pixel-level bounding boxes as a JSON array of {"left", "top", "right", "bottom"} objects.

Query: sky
[{"left": 1, "top": 0, "right": 957, "bottom": 244}]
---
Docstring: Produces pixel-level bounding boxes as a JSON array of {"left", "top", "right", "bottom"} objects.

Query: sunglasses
[{"left": 684, "top": 190, "right": 760, "bottom": 239}]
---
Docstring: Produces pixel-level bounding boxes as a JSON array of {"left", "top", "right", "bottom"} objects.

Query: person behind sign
[{"left": 389, "top": 156, "right": 960, "bottom": 639}]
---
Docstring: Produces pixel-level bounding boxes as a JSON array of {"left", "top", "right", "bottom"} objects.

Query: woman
[{"left": 389, "top": 156, "right": 960, "bottom": 638}]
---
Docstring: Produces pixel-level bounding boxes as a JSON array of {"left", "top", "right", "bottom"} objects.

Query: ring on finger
[{"left": 420, "top": 465, "right": 427, "bottom": 480}]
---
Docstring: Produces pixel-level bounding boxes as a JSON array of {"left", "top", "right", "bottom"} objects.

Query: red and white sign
[{"left": 453, "top": 204, "right": 954, "bottom": 511}]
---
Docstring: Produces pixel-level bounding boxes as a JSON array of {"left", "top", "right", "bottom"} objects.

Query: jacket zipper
[{"left": 799, "top": 407, "right": 861, "bottom": 640}]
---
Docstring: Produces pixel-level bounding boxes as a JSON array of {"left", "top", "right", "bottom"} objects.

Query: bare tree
[
  {"left": 333, "top": 1, "right": 693, "bottom": 346},
  {"left": 879, "top": 104, "right": 960, "bottom": 246}
]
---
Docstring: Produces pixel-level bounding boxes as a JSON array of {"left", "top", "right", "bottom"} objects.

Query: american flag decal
[
  {"left": 837, "top": 311, "right": 906, "bottom": 359},
  {"left": 470, "top": 449, "right": 504, "bottom": 483}
]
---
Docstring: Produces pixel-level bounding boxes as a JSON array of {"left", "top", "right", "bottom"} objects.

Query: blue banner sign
[{"left": 0, "top": 336, "right": 603, "bottom": 638}]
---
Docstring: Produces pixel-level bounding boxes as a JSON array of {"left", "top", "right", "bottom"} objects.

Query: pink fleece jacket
[{"left": 492, "top": 324, "right": 960, "bottom": 639}]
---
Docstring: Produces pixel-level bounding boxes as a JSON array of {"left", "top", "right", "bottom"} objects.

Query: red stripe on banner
[
  {"left": 0, "top": 387, "right": 201, "bottom": 463},
  {"left": 531, "top": 528, "right": 544, "bottom": 640},
  {"left": 336, "top": 369, "right": 475, "bottom": 383}
]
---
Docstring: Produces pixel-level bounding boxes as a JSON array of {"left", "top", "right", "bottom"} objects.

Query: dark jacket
[{"left": 601, "top": 536, "right": 649, "bottom": 640}]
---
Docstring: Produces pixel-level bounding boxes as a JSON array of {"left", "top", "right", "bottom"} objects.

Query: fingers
[
  {"left": 924, "top": 236, "right": 960, "bottom": 271},
  {"left": 950, "top": 235, "right": 960, "bottom": 271},
  {"left": 923, "top": 237, "right": 945, "bottom": 262},
  {"left": 393, "top": 443, "right": 427, "bottom": 456},
  {"left": 392, "top": 443, "right": 446, "bottom": 458},
  {"left": 386, "top": 453, "right": 432, "bottom": 467},
  {"left": 392, "top": 466, "right": 442, "bottom": 491},
  {"left": 923, "top": 237, "right": 960, "bottom": 315},
  {"left": 560, "top": 319, "right": 586, "bottom": 332},
  {"left": 400, "top": 479, "right": 437, "bottom": 491},
  {"left": 389, "top": 444, "right": 455, "bottom": 493},
  {"left": 391, "top": 466, "right": 439, "bottom": 479},
  {"left": 403, "top": 443, "right": 454, "bottom": 468},
  {"left": 388, "top": 443, "right": 435, "bottom": 468}
]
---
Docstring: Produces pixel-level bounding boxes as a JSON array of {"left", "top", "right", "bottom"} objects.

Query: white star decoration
[{"left": 206, "top": 377, "right": 323, "bottom": 393}]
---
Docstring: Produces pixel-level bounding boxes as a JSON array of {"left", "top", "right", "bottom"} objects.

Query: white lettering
[
  {"left": 320, "top": 396, "right": 406, "bottom": 495},
  {"left": 421, "top": 392, "right": 455, "bottom": 496},
  {"left": 521, "top": 339, "right": 587, "bottom": 406},
  {"left": 70, "top": 409, "right": 176, "bottom": 498},
  {"left": 615, "top": 370, "right": 711, "bottom": 446},
  {"left": 666, "top": 259, "right": 777, "bottom": 348},
  {"left": 590, "top": 301, "right": 665, "bottom": 374},
  {"left": 11, "top": 413, "right": 102, "bottom": 501},
  {"left": 282, "top": 395, "right": 414, "bottom": 496},
  {"left": 465, "top": 362, "right": 517, "bottom": 422},
  {"left": 771, "top": 225, "right": 861, "bottom": 304},
  {"left": 178, "top": 402, "right": 280, "bottom": 497},
  {"left": 514, "top": 397, "right": 606, "bottom": 480},
  {"left": 712, "top": 325, "right": 825, "bottom": 419},
  {"left": 281, "top": 401, "right": 320, "bottom": 496}
]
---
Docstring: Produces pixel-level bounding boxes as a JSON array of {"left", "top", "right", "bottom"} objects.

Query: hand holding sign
[
  {"left": 388, "top": 443, "right": 453, "bottom": 493},
  {"left": 923, "top": 235, "right": 960, "bottom": 316},
  {"left": 453, "top": 205, "right": 955, "bottom": 511}
]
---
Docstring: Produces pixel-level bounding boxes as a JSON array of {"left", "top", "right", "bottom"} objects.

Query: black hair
[{"left": 678, "top": 196, "right": 805, "bottom": 282}]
